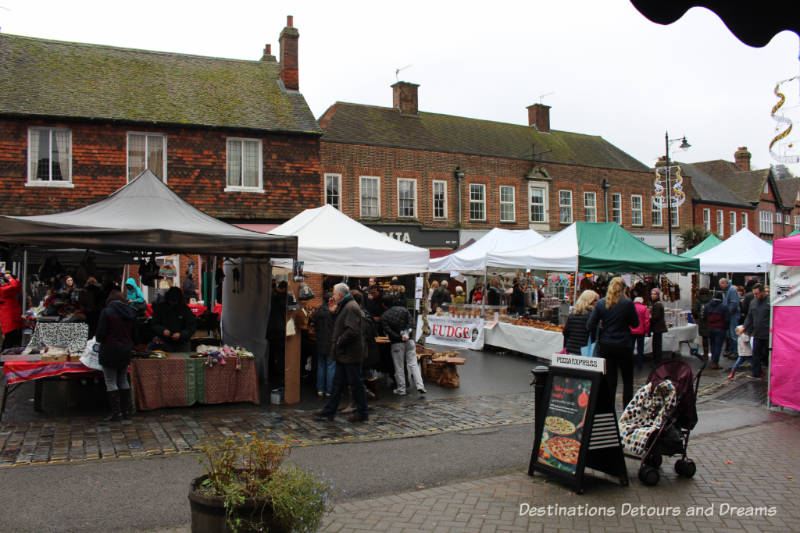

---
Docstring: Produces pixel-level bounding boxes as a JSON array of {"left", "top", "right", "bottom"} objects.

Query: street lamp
[
  {"left": 601, "top": 178, "right": 610, "bottom": 222},
  {"left": 454, "top": 166, "right": 465, "bottom": 228},
  {"left": 664, "top": 132, "right": 691, "bottom": 254}
]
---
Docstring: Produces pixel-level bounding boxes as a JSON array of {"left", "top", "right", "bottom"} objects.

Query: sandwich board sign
[{"left": 528, "top": 354, "right": 628, "bottom": 494}]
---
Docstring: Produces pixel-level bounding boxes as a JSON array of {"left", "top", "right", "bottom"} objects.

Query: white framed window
[
  {"left": 652, "top": 201, "right": 662, "bottom": 226},
  {"left": 795, "top": 215, "right": 800, "bottom": 231},
  {"left": 611, "top": 193, "right": 622, "bottom": 224},
  {"left": 359, "top": 176, "right": 380, "bottom": 217},
  {"left": 764, "top": 181, "right": 769, "bottom": 194},
  {"left": 729, "top": 212, "right": 736, "bottom": 236},
  {"left": 742, "top": 212, "right": 748, "bottom": 230},
  {"left": 529, "top": 184, "right": 548, "bottom": 223},
  {"left": 631, "top": 195, "right": 643, "bottom": 226},
  {"left": 499, "top": 185, "right": 516, "bottom": 222},
  {"left": 670, "top": 204, "right": 679, "bottom": 228},
  {"left": 27, "top": 127, "right": 73, "bottom": 187},
  {"left": 759, "top": 210, "right": 774, "bottom": 234},
  {"left": 324, "top": 173, "right": 341, "bottom": 209},
  {"left": 397, "top": 178, "right": 417, "bottom": 218},
  {"left": 432, "top": 180, "right": 447, "bottom": 220},
  {"left": 469, "top": 183, "right": 486, "bottom": 221},
  {"left": 225, "top": 138, "right": 262, "bottom": 191},
  {"left": 776, "top": 212, "right": 783, "bottom": 223},
  {"left": 559, "top": 190, "right": 573, "bottom": 224},
  {"left": 127, "top": 132, "right": 166, "bottom": 181},
  {"left": 702, "top": 208, "right": 711, "bottom": 231},
  {"left": 584, "top": 192, "right": 597, "bottom": 223},
  {"left": 717, "top": 210, "right": 724, "bottom": 237}
]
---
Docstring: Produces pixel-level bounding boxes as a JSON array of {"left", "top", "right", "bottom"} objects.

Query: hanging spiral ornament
[{"left": 769, "top": 75, "right": 800, "bottom": 164}]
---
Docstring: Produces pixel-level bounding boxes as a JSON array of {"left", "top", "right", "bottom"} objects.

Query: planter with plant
[{"left": 189, "top": 431, "right": 332, "bottom": 533}]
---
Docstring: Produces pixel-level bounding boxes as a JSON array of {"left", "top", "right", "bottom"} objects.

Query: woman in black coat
[
  {"left": 562, "top": 289, "right": 599, "bottom": 354},
  {"left": 96, "top": 289, "right": 137, "bottom": 421}
]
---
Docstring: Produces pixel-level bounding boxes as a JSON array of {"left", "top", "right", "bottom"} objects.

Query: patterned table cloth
[
  {"left": 130, "top": 353, "right": 259, "bottom": 411},
  {"left": 27, "top": 322, "right": 89, "bottom": 353}
]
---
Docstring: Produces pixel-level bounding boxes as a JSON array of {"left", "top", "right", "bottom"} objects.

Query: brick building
[
  {"left": 0, "top": 17, "right": 321, "bottom": 289},
  {"left": 319, "top": 82, "right": 692, "bottom": 255}
]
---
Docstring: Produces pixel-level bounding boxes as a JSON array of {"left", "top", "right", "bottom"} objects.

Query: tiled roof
[
  {"left": 319, "top": 102, "right": 650, "bottom": 172},
  {"left": 678, "top": 162, "right": 750, "bottom": 206},
  {"left": 775, "top": 177, "right": 800, "bottom": 208},
  {"left": 0, "top": 33, "right": 320, "bottom": 134},
  {"left": 691, "top": 160, "right": 768, "bottom": 204}
]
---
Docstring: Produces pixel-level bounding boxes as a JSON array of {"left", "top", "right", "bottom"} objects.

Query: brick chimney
[
  {"left": 260, "top": 43, "right": 276, "bottom": 62},
  {"left": 527, "top": 103, "right": 551, "bottom": 133},
  {"left": 734, "top": 146, "right": 751, "bottom": 171},
  {"left": 392, "top": 81, "right": 419, "bottom": 115},
  {"left": 279, "top": 15, "right": 299, "bottom": 90}
]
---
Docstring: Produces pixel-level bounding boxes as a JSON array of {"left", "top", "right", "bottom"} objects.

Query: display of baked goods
[{"left": 510, "top": 317, "right": 563, "bottom": 332}]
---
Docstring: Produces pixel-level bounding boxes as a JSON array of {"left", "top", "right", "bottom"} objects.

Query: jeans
[
  {"left": 632, "top": 334, "right": 645, "bottom": 369},
  {"left": 751, "top": 337, "right": 767, "bottom": 378},
  {"left": 390, "top": 340, "right": 425, "bottom": 393},
  {"left": 321, "top": 362, "right": 368, "bottom": 418},
  {"left": 600, "top": 342, "right": 634, "bottom": 411},
  {"left": 316, "top": 352, "right": 336, "bottom": 395},
  {"left": 101, "top": 365, "right": 130, "bottom": 392},
  {"left": 731, "top": 355, "right": 751, "bottom": 372},
  {"left": 709, "top": 329, "right": 726, "bottom": 364},
  {"left": 727, "top": 315, "right": 740, "bottom": 355}
]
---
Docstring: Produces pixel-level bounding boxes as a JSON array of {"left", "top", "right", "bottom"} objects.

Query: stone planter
[{"left": 188, "top": 475, "right": 286, "bottom": 533}]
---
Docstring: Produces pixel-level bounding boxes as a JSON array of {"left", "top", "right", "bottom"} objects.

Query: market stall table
[
  {"left": 130, "top": 352, "right": 258, "bottom": 411},
  {"left": 484, "top": 321, "right": 564, "bottom": 361},
  {"left": 643, "top": 324, "right": 699, "bottom": 355}
]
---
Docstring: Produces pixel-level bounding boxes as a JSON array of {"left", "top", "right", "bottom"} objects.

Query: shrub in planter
[{"left": 190, "top": 431, "right": 332, "bottom": 533}]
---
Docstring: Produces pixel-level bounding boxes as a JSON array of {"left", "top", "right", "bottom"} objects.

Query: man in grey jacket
[
  {"left": 314, "top": 283, "right": 369, "bottom": 422},
  {"left": 720, "top": 278, "right": 741, "bottom": 357},
  {"left": 743, "top": 283, "right": 769, "bottom": 379}
]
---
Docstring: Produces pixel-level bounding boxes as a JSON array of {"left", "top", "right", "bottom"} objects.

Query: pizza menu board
[{"left": 536, "top": 375, "right": 592, "bottom": 474}]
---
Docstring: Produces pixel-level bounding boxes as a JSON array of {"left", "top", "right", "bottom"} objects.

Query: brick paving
[{"left": 0, "top": 358, "right": 761, "bottom": 468}]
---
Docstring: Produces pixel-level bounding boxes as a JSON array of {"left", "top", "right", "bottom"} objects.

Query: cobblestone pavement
[
  {"left": 320, "top": 414, "right": 800, "bottom": 533},
  {"left": 0, "top": 355, "right": 766, "bottom": 468}
]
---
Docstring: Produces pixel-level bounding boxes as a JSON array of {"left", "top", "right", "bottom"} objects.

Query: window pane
[
  {"left": 243, "top": 141, "right": 259, "bottom": 188},
  {"left": 128, "top": 134, "right": 146, "bottom": 179},
  {"left": 326, "top": 175, "right": 340, "bottom": 209},
  {"left": 51, "top": 130, "right": 69, "bottom": 181},
  {"left": 227, "top": 141, "right": 242, "bottom": 186},
  {"left": 631, "top": 196, "right": 642, "bottom": 225},
  {"left": 500, "top": 186, "right": 514, "bottom": 221},
  {"left": 361, "top": 178, "right": 379, "bottom": 217},
  {"left": 612, "top": 194, "right": 621, "bottom": 224},
  {"left": 147, "top": 135, "right": 163, "bottom": 179},
  {"left": 530, "top": 188, "right": 545, "bottom": 223},
  {"left": 652, "top": 202, "right": 662, "bottom": 226},
  {"left": 30, "top": 129, "right": 45, "bottom": 180},
  {"left": 399, "top": 180, "right": 416, "bottom": 217},
  {"left": 559, "top": 191, "right": 572, "bottom": 224},
  {"left": 433, "top": 181, "right": 446, "bottom": 219},
  {"left": 470, "top": 184, "right": 485, "bottom": 220}
]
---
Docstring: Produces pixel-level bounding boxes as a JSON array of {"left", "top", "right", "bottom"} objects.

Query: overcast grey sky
[{"left": 2, "top": 0, "right": 799, "bottom": 174}]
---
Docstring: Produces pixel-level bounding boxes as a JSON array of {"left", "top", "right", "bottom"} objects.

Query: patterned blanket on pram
[{"left": 619, "top": 380, "right": 677, "bottom": 456}]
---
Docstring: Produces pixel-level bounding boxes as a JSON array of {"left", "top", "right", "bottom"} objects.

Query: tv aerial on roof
[{"left": 395, "top": 65, "right": 412, "bottom": 82}]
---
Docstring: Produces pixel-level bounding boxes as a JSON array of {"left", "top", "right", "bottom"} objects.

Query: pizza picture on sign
[
  {"left": 547, "top": 436, "right": 581, "bottom": 465},
  {"left": 544, "top": 416, "right": 576, "bottom": 436}
]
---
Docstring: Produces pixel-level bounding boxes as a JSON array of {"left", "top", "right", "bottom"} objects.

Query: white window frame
[
  {"left": 469, "top": 183, "right": 486, "bottom": 221},
  {"left": 630, "top": 194, "right": 643, "bottom": 226},
  {"left": 324, "top": 173, "right": 342, "bottom": 210},
  {"left": 26, "top": 127, "right": 74, "bottom": 188},
  {"left": 759, "top": 210, "right": 774, "bottom": 234},
  {"left": 611, "top": 193, "right": 622, "bottom": 224},
  {"left": 528, "top": 183, "right": 548, "bottom": 224},
  {"left": 776, "top": 212, "right": 783, "bottom": 223},
  {"left": 126, "top": 132, "right": 167, "bottom": 182},
  {"left": 670, "top": 204, "right": 679, "bottom": 228},
  {"left": 397, "top": 178, "right": 418, "bottom": 219},
  {"left": 764, "top": 181, "right": 769, "bottom": 194},
  {"left": 359, "top": 176, "right": 381, "bottom": 218},
  {"left": 224, "top": 138, "right": 263, "bottom": 192},
  {"left": 432, "top": 180, "right": 447, "bottom": 220},
  {"left": 730, "top": 212, "right": 736, "bottom": 236},
  {"left": 499, "top": 185, "right": 516, "bottom": 222},
  {"left": 742, "top": 212, "right": 748, "bottom": 230},
  {"left": 651, "top": 201, "right": 662, "bottom": 227},
  {"left": 702, "top": 208, "right": 711, "bottom": 231},
  {"left": 717, "top": 210, "right": 724, "bottom": 237},
  {"left": 795, "top": 215, "right": 800, "bottom": 231},
  {"left": 584, "top": 192, "right": 597, "bottom": 223},
  {"left": 558, "top": 190, "right": 573, "bottom": 224}
]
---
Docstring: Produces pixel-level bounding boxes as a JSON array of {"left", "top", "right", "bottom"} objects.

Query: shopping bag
[
  {"left": 79, "top": 337, "right": 102, "bottom": 370},
  {"left": 580, "top": 325, "right": 600, "bottom": 357}
]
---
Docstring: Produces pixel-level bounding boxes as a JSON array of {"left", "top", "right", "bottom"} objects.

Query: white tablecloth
[
  {"left": 483, "top": 322, "right": 563, "bottom": 361},
  {"left": 643, "top": 324, "right": 699, "bottom": 354}
]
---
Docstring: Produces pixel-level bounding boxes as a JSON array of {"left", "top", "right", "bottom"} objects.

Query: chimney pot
[
  {"left": 287, "top": 15, "right": 293, "bottom": 27},
  {"left": 734, "top": 146, "right": 751, "bottom": 171},
  {"left": 392, "top": 81, "right": 420, "bottom": 115},
  {"left": 527, "top": 103, "right": 551, "bottom": 133},
  {"left": 261, "top": 43, "right": 276, "bottom": 61}
]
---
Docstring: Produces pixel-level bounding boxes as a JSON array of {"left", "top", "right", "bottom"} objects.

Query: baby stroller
[{"left": 619, "top": 357, "right": 705, "bottom": 486}]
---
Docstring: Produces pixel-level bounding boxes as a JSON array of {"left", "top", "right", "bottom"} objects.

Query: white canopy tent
[
  {"left": 487, "top": 224, "right": 580, "bottom": 271},
  {"left": 270, "top": 205, "right": 430, "bottom": 276},
  {"left": 694, "top": 228, "right": 772, "bottom": 273},
  {"left": 429, "top": 228, "right": 545, "bottom": 275}
]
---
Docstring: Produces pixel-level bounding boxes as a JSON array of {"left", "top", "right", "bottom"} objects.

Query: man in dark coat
[
  {"left": 743, "top": 283, "right": 770, "bottom": 379},
  {"left": 381, "top": 294, "right": 426, "bottom": 395},
  {"left": 151, "top": 287, "right": 197, "bottom": 352},
  {"left": 314, "top": 283, "right": 369, "bottom": 422}
]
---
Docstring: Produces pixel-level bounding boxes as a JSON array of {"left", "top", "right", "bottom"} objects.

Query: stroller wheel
[
  {"left": 644, "top": 452, "right": 663, "bottom": 468},
  {"left": 638, "top": 465, "right": 660, "bottom": 486},
  {"left": 675, "top": 458, "right": 697, "bottom": 478}
]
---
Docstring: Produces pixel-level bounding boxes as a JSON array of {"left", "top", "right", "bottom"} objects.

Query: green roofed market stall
[{"left": 679, "top": 234, "right": 723, "bottom": 258}]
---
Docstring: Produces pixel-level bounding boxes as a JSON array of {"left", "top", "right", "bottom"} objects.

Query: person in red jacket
[
  {"left": 0, "top": 272, "right": 24, "bottom": 349},
  {"left": 630, "top": 297, "right": 651, "bottom": 370}
]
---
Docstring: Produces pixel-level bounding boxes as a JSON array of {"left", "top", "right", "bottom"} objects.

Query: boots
[
  {"left": 120, "top": 388, "right": 134, "bottom": 419},
  {"left": 365, "top": 378, "right": 379, "bottom": 401},
  {"left": 104, "top": 390, "right": 122, "bottom": 422}
]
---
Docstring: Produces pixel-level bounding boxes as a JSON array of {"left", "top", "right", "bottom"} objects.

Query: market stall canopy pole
[{"left": 0, "top": 170, "right": 296, "bottom": 258}]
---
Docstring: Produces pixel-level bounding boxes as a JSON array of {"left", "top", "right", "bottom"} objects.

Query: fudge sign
[{"left": 426, "top": 315, "right": 485, "bottom": 350}]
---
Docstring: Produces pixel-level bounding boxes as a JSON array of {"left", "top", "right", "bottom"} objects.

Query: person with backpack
[
  {"left": 630, "top": 297, "right": 651, "bottom": 370},
  {"left": 380, "top": 293, "right": 426, "bottom": 396},
  {"left": 692, "top": 287, "right": 712, "bottom": 360},
  {"left": 704, "top": 292, "right": 730, "bottom": 370}
]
